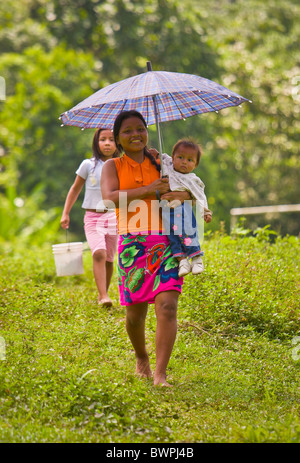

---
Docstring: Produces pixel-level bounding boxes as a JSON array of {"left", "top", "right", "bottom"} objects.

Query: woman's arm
[
  {"left": 101, "top": 159, "right": 171, "bottom": 208},
  {"left": 61, "top": 175, "right": 85, "bottom": 229},
  {"left": 160, "top": 190, "right": 192, "bottom": 202}
]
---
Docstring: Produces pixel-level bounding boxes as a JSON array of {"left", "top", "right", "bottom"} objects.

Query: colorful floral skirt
[{"left": 117, "top": 233, "right": 184, "bottom": 306}]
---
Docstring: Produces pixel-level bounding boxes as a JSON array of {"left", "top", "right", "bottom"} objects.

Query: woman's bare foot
[
  {"left": 153, "top": 373, "right": 173, "bottom": 387},
  {"left": 98, "top": 297, "right": 113, "bottom": 307},
  {"left": 136, "top": 357, "right": 152, "bottom": 379}
]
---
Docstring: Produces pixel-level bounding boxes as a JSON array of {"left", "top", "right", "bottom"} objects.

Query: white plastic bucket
[{"left": 52, "top": 242, "right": 83, "bottom": 276}]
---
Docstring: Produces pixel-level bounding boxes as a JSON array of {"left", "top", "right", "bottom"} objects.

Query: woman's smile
[{"left": 117, "top": 116, "right": 148, "bottom": 154}]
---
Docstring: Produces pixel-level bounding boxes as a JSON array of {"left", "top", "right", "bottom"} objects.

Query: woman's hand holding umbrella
[{"left": 146, "top": 177, "right": 170, "bottom": 196}]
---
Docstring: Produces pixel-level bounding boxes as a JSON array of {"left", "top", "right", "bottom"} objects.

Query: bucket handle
[{"left": 66, "top": 229, "right": 71, "bottom": 252}]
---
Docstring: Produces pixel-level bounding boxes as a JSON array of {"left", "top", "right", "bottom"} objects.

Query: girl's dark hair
[
  {"left": 113, "top": 110, "right": 161, "bottom": 173},
  {"left": 92, "top": 128, "right": 120, "bottom": 161},
  {"left": 171, "top": 138, "right": 203, "bottom": 167}
]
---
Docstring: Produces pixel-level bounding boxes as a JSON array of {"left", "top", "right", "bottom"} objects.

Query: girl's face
[
  {"left": 172, "top": 145, "right": 198, "bottom": 174},
  {"left": 117, "top": 117, "right": 148, "bottom": 155},
  {"left": 98, "top": 129, "right": 116, "bottom": 158}
]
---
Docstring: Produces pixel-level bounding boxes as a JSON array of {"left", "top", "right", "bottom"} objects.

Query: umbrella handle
[{"left": 155, "top": 174, "right": 169, "bottom": 200}]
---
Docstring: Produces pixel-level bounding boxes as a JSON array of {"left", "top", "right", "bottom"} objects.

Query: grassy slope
[{"left": 0, "top": 232, "right": 300, "bottom": 443}]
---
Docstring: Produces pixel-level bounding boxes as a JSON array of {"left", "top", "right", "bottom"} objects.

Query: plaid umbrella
[{"left": 59, "top": 62, "right": 250, "bottom": 174}]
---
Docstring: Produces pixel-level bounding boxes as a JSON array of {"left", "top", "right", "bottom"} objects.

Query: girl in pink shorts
[{"left": 61, "top": 128, "right": 120, "bottom": 307}]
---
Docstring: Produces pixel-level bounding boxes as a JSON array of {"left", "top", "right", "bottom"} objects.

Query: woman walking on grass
[
  {"left": 61, "top": 128, "right": 119, "bottom": 307},
  {"left": 101, "top": 110, "right": 192, "bottom": 386}
]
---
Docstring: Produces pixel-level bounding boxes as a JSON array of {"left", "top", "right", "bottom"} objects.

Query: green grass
[{"left": 0, "top": 231, "right": 300, "bottom": 443}]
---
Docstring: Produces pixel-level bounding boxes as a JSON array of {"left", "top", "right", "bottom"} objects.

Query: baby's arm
[
  {"left": 186, "top": 176, "right": 213, "bottom": 219},
  {"left": 204, "top": 208, "right": 212, "bottom": 223}
]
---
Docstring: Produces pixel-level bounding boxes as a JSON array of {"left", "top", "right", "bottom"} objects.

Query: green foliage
[
  {"left": 0, "top": 0, "right": 299, "bottom": 238},
  {"left": 0, "top": 232, "right": 300, "bottom": 442},
  {"left": 204, "top": 0, "right": 300, "bottom": 234},
  {"left": 0, "top": 185, "right": 60, "bottom": 245},
  {"left": 182, "top": 231, "right": 300, "bottom": 341},
  {"left": 0, "top": 42, "right": 98, "bottom": 236}
]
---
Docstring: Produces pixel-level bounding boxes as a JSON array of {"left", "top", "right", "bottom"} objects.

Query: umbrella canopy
[
  {"left": 59, "top": 62, "right": 250, "bottom": 175},
  {"left": 59, "top": 63, "right": 249, "bottom": 130}
]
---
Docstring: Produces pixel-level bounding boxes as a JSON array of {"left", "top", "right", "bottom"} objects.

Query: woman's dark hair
[
  {"left": 92, "top": 128, "right": 120, "bottom": 161},
  {"left": 171, "top": 138, "right": 203, "bottom": 167},
  {"left": 113, "top": 110, "right": 161, "bottom": 173}
]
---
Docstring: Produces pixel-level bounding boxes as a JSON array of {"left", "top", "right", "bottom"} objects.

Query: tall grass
[{"left": 0, "top": 227, "right": 300, "bottom": 443}]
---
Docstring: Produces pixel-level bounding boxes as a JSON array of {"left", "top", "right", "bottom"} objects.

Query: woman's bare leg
[
  {"left": 126, "top": 302, "right": 152, "bottom": 378},
  {"left": 154, "top": 291, "right": 179, "bottom": 386}
]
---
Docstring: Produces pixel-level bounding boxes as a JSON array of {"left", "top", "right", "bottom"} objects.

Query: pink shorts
[{"left": 84, "top": 211, "right": 118, "bottom": 262}]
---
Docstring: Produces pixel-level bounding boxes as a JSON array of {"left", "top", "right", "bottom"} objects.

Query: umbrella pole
[
  {"left": 152, "top": 95, "right": 164, "bottom": 177},
  {"left": 147, "top": 61, "right": 164, "bottom": 177}
]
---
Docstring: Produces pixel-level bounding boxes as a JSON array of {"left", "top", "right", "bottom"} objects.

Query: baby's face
[{"left": 172, "top": 146, "right": 198, "bottom": 174}]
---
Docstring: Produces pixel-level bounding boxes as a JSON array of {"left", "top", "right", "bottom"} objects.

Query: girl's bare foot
[
  {"left": 136, "top": 357, "right": 152, "bottom": 379},
  {"left": 153, "top": 373, "right": 173, "bottom": 387}
]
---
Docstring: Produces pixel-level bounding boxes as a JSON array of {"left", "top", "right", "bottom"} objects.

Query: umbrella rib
[
  {"left": 148, "top": 95, "right": 156, "bottom": 126},
  {"left": 168, "top": 92, "right": 187, "bottom": 119},
  {"left": 193, "top": 90, "right": 241, "bottom": 112},
  {"left": 146, "top": 96, "right": 149, "bottom": 126},
  {"left": 121, "top": 99, "right": 128, "bottom": 114},
  {"left": 193, "top": 91, "right": 220, "bottom": 112},
  {"left": 79, "top": 105, "right": 103, "bottom": 129},
  {"left": 147, "top": 96, "right": 152, "bottom": 126}
]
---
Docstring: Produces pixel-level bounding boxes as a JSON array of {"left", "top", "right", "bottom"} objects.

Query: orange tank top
[{"left": 113, "top": 153, "right": 164, "bottom": 234}]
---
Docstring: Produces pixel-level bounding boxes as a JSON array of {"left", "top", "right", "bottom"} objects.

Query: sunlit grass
[{"left": 0, "top": 231, "right": 300, "bottom": 442}]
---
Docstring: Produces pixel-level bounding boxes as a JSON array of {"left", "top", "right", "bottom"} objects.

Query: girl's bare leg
[
  {"left": 154, "top": 291, "right": 179, "bottom": 386},
  {"left": 126, "top": 302, "right": 152, "bottom": 378},
  {"left": 93, "top": 249, "right": 112, "bottom": 305},
  {"left": 105, "top": 261, "right": 114, "bottom": 291}
]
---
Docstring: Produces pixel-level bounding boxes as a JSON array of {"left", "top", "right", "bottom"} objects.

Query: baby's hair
[
  {"left": 92, "top": 128, "right": 120, "bottom": 161},
  {"left": 172, "top": 138, "right": 203, "bottom": 167},
  {"left": 113, "top": 110, "right": 161, "bottom": 173}
]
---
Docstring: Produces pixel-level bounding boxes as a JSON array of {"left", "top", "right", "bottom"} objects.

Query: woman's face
[
  {"left": 98, "top": 129, "right": 116, "bottom": 158},
  {"left": 117, "top": 116, "right": 148, "bottom": 154}
]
